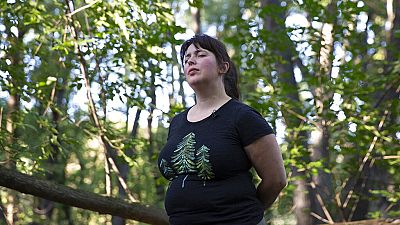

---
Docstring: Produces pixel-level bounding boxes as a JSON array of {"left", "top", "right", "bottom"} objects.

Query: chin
[
  {"left": 187, "top": 81, "right": 204, "bottom": 91},
  {"left": 186, "top": 77, "right": 201, "bottom": 85}
]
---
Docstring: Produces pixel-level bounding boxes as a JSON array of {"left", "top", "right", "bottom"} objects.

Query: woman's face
[{"left": 183, "top": 44, "right": 221, "bottom": 88}]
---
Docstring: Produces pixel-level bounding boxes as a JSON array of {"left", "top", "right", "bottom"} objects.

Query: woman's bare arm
[{"left": 244, "top": 134, "right": 287, "bottom": 210}]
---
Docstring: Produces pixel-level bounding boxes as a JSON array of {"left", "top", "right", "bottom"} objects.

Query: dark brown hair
[{"left": 180, "top": 34, "right": 240, "bottom": 100}]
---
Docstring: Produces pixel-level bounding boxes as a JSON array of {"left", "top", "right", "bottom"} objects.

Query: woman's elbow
[
  {"left": 262, "top": 175, "right": 287, "bottom": 193},
  {"left": 272, "top": 174, "right": 287, "bottom": 193},
  {"left": 277, "top": 176, "right": 287, "bottom": 192}
]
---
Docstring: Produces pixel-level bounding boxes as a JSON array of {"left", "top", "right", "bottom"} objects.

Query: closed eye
[{"left": 184, "top": 50, "right": 207, "bottom": 64}]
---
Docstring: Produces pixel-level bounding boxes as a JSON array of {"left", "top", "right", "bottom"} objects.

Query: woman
[{"left": 158, "top": 34, "right": 287, "bottom": 225}]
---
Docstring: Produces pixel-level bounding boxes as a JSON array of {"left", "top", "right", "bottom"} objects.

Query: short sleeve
[
  {"left": 166, "top": 111, "right": 183, "bottom": 141},
  {"left": 166, "top": 116, "right": 176, "bottom": 141},
  {"left": 235, "top": 105, "right": 274, "bottom": 147}
]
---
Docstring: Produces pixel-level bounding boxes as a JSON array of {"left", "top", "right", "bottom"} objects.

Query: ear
[{"left": 218, "top": 62, "right": 229, "bottom": 74}]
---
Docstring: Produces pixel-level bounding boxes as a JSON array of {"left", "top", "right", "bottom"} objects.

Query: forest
[{"left": 0, "top": 0, "right": 399, "bottom": 224}]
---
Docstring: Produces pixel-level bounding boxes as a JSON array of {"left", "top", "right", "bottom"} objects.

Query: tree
[
  {"left": 0, "top": 166, "right": 168, "bottom": 225},
  {"left": 1, "top": 0, "right": 399, "bottom": 224},
  {"left": 218, "top": 0, "right": 399, "bottom": 223},
  {"left": 171, "top": 132, "right": 197, "bottom": 174},
  {"left": 0, "top": 0, "right": 182, "bottom": 224},
  {"left": 195, "top": 145, "right": 214, "bottom": 180}
]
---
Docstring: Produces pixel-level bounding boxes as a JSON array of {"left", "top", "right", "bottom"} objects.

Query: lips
[{"left": 187, "top": 68, "right": 199, "bottom": 76}]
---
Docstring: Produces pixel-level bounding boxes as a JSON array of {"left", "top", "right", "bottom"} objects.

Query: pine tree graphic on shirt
[
  {"left": 195, "top": 145, "right": 215, "bottom": 180},
  {"left": 159, "top": 159, "right": 175, "bottom": 180},
  {"left": 171, "top": 132, "right": 197, "bottom": 174}
]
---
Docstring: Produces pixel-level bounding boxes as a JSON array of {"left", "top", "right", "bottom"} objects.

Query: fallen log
[{"left": 0, "top": 166, "right": 169, "bottom": 225}]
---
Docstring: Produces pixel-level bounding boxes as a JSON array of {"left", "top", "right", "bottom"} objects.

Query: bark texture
[{"left": 0, "top": 166, "right": 169, "bottom": 225}]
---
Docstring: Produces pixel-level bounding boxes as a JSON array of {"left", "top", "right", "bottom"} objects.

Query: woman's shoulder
[
  {"left": 169, "top": 108, "right": 189, "bottom": 124},
  {"left": 228, "top": 99, "right": 259, "bottom": 114}
]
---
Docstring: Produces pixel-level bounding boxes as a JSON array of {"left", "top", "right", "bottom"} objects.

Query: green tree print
[
  {"left": 196, "top": 145, "right": 215, "bottom": 180},
  {"left": 171, "top": 133, "right": 196, "bottom": 174},
  {"left": 159, "top": 159, "right": 175, "bottom": 180}
]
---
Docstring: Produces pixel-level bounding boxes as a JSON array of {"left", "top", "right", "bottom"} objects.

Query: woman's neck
[{"left": 194, "top": 92, "right": 231, "bottom": 111}]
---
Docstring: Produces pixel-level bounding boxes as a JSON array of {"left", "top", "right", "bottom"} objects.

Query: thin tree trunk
[
  {"left": 309, "top": 124, "right": 333, "bottom": 224},
  {"left": 355, "top": 0, "right": 400, "bottom": 219},
  {"left": 36, "top": 72, "right": 69, "bottom": 221},
  {"left": 189, "top": 0, "right": 201, "bottom": 104},
  {"left": 169, "top": 30, "right": 186, "bottom": 107},
  {"left": 309, "top": 2, "right": 337, "bottom": 223},
  {"left": 2, "top": 6, "right": 28, "bottom": 224},
  {"left": 293, "top": 173, "right": 312, "bottom": 225},
  {"left": 349, "top": 0, "right": 400, "bottom": 220},
  {"left": 148, "top": 68, "right": 156, "bottom": 160},
  {"left": 5, "top": 94, "right": 19, "bottom": 225},
  {"left": 261, "top": 0, "right": 312, "bottom": 224},
  {"left": 146, "top": 68, "right": 165, "bottom": 202},
  {"left": 3, "top": 15, "right": 27, "bottom": 222},
  {"left": 63, "top": 2, "right": 137, "bottom": 225},
  {"left": 190, "top": 1, "right": 201, "bottom": 34},
  {"left": 63, "top": 204, "right": 74, "bottom": 225},
  {"left": 111, "top": 91, "right": 141, "bottom": 225}
]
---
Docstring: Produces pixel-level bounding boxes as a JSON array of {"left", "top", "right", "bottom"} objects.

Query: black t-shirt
[{"left": 158, "top": 99, "right": 274, "bottom": 225}]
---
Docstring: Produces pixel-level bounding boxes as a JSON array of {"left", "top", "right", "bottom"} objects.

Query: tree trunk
[
  {"left": 5, "top": 94, "right": 19, "bottom": 225},
  {"left": 63, "top": 2, "right": 140, "bottom": 224},
  {"left": 147, "top": 68, "right": 165, "bottom": 202},
  {"left": 169, "top": 29, "right": 186, "bottom": 107},
  {"left": 190, "top": 2, "right": 201, "bottom": 34},
  {"left": 293, "top": 174, "right": 312, "bottom": 225},
  {"left": 0, "top": 166, "right": 169, "bottom": 225},
  {"left": 36, "top": 72, "right": 69, "bottom": 222},
  {"left": 348, "top": 0, "right": 400, "bottom": 220},
  {"left": 359, "top": 0, "right": 400, "bottom": 219},
  {"left": 309, "top": 124, "right": 333, "bottom": 224},
  {"left": 309, "top": 2, "right": 337, "bottom": 223},
  {"left": 189, "top": 0, "right": 201, "bottom": 104},
  {"left": 3, "top": 15, "right": 26, "bottom": 222},
  {"left": 260, "top": 0, "right": 312, "bottom": 224},
  {"left": 147, "top": 68, "right": 156, "bottom": 159}
]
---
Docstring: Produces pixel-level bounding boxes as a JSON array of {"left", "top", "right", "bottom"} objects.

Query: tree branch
[
  {"left": 341, "top": 85, "right": 399, "bottom": 211},
  {"left": 0, "top": 166, "right": 169, "bottom": 225},
  {"left": 309, "top": 181, "right": 334, "bottom": 223},
  {"left": 65, "top": 0, "right": 101, "bottom": 18}
]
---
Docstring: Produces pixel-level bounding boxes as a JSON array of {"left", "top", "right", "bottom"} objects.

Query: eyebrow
[{"left": 184, "top": 49, "right": 206, "bottom": 60}]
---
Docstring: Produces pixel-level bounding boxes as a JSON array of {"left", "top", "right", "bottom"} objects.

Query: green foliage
[
  {"left": 1, "top": 0, "right": 399, "bottom": 224},
  {"left": 216, "top": 0, "right": 400, "bottom": 222},
  {"left": 0, "top": 0, "right": 183, "bottom": 224}
]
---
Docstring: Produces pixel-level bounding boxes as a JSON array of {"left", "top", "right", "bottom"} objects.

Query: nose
[{"left": 187, "top": 56, "right": 196, "bottom": 66}]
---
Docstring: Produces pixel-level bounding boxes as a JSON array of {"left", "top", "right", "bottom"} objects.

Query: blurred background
[{"left": 0, "top": 0, "right": 399, "bottom": 224}]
